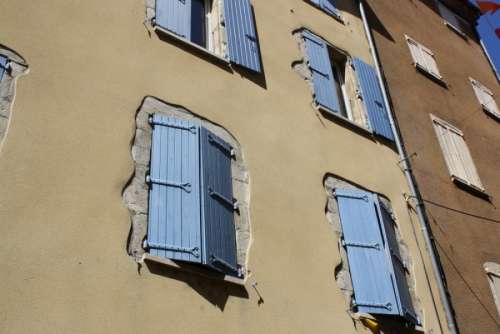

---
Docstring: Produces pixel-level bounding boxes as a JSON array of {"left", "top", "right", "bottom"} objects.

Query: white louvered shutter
[
  {"left": 470, "top": 79, "right": 500, "bottom": 118},
  {"left": 432, "top": 116, "right": 484, "bottom": 191}
]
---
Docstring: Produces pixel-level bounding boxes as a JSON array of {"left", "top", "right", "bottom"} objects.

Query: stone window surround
[
  {"left": 123, "top": 96, "right": 251, "bottom": 285},
  {"left": 323, "top": 174, "right": 422, "bottom": 323},
  {"left": 145, "top": 0, "right": 230, "bottom": 65},
  {"left": 293, "top": 29, "right": 372, "bottom": 135},
  {"left": 0, "top": 47, "right": 29, "bottom": 153}
]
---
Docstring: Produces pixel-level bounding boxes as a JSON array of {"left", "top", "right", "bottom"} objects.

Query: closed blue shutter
[
  {"left": 200, "top": 128, "right": 239, "bottom": 276},
  {"left": 155, "top": 0, "right": 192, "bottom": 40},
  {"left": 0, "top": 55, "right": 7, "bottom": 81},
  {"left": 352, "top": 58, "right": 394, "bottom": 142},
  {"left": 224, "top": 0, "right": 262, "bottom": 73},
  {"left": 147, "top": 114, "right": 202, "bottom": 264},
  {"left": 303, "top": 31, "right": 341, "bottom": 114},
  {"left": 335, "top": 188, "right": 400, "bottom": 316},
  {"left": 376, "top": 200, "right": 418, "bottom": 323}
]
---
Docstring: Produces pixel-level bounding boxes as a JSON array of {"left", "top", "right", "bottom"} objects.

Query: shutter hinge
[
  {"left": 208, "top": 187, "right": 238, "bottom": 210},
  {"left": 146, "top": 175, "right": 192, "bottom": 193},
  {"left": 208, "top": 134, "right": 235, "bottom": 158},
  {"left": 354, "top": 300, "right": 393, "bottom": 311},
  {"left": 149, "top": 116, "right": 197, "bottom": 134},
  {"left": 342, "top": 239, "right": 380, "bottom": 251},
  {"left": 144, "top": 240, "right": 200, "bottom": 257},
  {"left": 209, "top": 255, "right": 241, "bottom": 277}
]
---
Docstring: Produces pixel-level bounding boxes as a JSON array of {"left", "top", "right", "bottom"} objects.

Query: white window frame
[
  {"left": 470, "top": 78, "right": 500, "bottom": 119},
  {"left": 405, "top": 35, "right": 442, "bottom": 81},
  {"left": 436, "top": 1, "right": 470, "bottom": 38},
  {"left": 431, "top": 114, "right": 485, "bottom": 192},
  {"left": 484, "top": 262, "right": 500, "bottom": 316}
]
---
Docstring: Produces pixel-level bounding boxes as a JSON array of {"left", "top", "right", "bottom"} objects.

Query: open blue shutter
[
  {"left": 352, "top": 58, "right": 394, "bottom": 142},
  {"left": 336, "top": 189, "right": 400, "bottom": 316},
  {"left": 147, "top": 114, "right": 202, "bottom": 264},
  {"left": 224, "top": 0, "right": 262, "bottom": 73},
  {"left": 303, "top": 31, "right": 341, "bottom": 114},
  {"left": 320, "top": 0, "right": 341, "bottom": 17},
  {"left": 376, "top": 200, "right": 418, "bottom": 323},
  {"left": 0, "top": 56, "right": 7, "bottom": 81},
  {"left": 200, "top": 128, "right": 239, "bottom": 276},
  {"left": 309, "top": 0, "right": 340, "bottom": 18},
  {"left": 155, "top": 0, "right": 191, "bottom": 39}
]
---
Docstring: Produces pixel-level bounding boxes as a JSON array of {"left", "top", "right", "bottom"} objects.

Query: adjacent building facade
[
  {"left": 1, "top": 0, "right": 495, "bottom": 333},
  {"left": 365, "top": 0, "right": 500, "bottom": 333}
]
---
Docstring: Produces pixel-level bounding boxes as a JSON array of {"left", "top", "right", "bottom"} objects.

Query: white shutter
[
  {"left": 405, "top": 35, "right": 441, "bottom": 79},
  {"left": 432, "top": 115, "right": 484, "bottom": 191},
  {"left": 484, "top": 262, "right": 500, "bottom": 317},
  {"left": 470, "top": 78, "right": 500, "bottom": 118}
]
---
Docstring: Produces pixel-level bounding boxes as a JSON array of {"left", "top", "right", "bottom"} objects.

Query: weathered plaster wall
[
  {"left": 0, "top": 0, "right": 447, "bottom": 333},
  {"left": 365, "top": 0, "right": 500, "bottom": 333}
]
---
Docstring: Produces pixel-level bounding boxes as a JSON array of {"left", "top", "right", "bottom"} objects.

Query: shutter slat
[
  {"left": 156, "top": 0, "right": 191, "bottom": 40},
  {"left": 147, "top": 114, "right": 202, "bottom": 263},
  {"left": 376, "top": 200, "right": 417, "bottom": 323},
  {"left": 303, "top": 31, "right": 341, "bottom": 114},
  {"left": 224, "top": 0, "right": 262, "bottom": 73},
  {"left": 200, "top": 128, "right": 238, "bottom": 276},
  {"left": 352, "top": 58, "right": 394, "bottom": 141},
  {"left": 0, "top": 55, "right": 7, "bottom": 81},
  {"left": 336, "top": 188, "right": 400, "bottom": 316}
]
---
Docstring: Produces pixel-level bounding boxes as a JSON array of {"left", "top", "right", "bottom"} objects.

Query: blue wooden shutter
[
  {"left": 224, "top": 0, "right": 262, "bottom": 73},
  {"left": 147, "top": 114, "right": 202, "bottom": 264},
  {"left": 309, "top": 0, "right": 340, "bottom": 18},
  {"left": 0, "top": 55, "right": 7, "bottom": 81},
  {"left": 320, "top": 0, "right": 341, "bottom": 17},
  {"left": 352, "top": 58, "right": 394, "bottom": 141},
  {"left": 335, "top": 189, "right": 400, "bottom": 316},
  {"left": 303, "top": 31, "right": 341, "bottom": 114},
  {"left": 200, "top": 127, "right": 239, "bottom": 276},
  {"left": 376, "top": 199, "right": 418, "bottom": 323},
  {"left": 155, "top": 0, "right": 192, "bottom": 40}
]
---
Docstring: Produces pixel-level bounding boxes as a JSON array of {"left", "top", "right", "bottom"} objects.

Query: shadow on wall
[
  {"left": 356, "top": 1, "right": 395, "bottom": 43},
  {"left": 144, "top": 260, "right": 249, "bottom": 311}
]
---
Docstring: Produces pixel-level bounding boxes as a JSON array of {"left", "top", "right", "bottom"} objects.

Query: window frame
[
  {"left": 470, "top": 77, "right": 500, "bottom": 120},
  {"left": 405, "top": 35, "right": 443, "bottom": 81},
  {"left": 435, "top": 0, "right": 471, "bottom": 38},
  {"left": 153, "top": 0, "right": 230, "bottom": 64},
  {"left": 431, "top": 114, "right": 485, "bottom": 193},
  {"left": 308, "top": 35, "right": 372, "bottom": 133}
]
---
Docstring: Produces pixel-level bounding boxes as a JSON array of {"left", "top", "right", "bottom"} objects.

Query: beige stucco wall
[{"left": 0, "top": 0, "right": 448, "bottom": 333}]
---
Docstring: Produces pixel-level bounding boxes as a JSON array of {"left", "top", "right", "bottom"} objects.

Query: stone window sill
[
  {"left": 141, "top": 253, "right": 248, "bottom": 286},
  {"left": 153, "top": 24, "right": 231, "bottom": 66}
]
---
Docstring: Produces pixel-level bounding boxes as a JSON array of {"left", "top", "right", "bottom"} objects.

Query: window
[
  {"left": 470, "top": 78, "right": 500, "bottom": 119},
  {"left": 436, "top": 1, "right": 472, "bottom": 37},
  {"left": 0, "top": 55, "right": 7, "bottom": 81},
  {"left": 307, "top": 0, "right": 342, "bottom": 21},
  {"left": 405, "top": 35, "right": 442, "bottom": 80},
  {"left": 335, "top": 188, "right": 417, "bottom": 323},
  {"left": 431, "top": 115, "right": 484, "bottom": 192},
  {"left": 484, "top": 262, "right": 500, "bottom": 316},
  {"left": 145, "top": 114, "right": 242, "bottom": 278},
  {"left": 153, "top": 0, "right": 262, "bottom": 73},
  {"left": 301, "top": 30, "right": 394, "bottom": 141}
]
